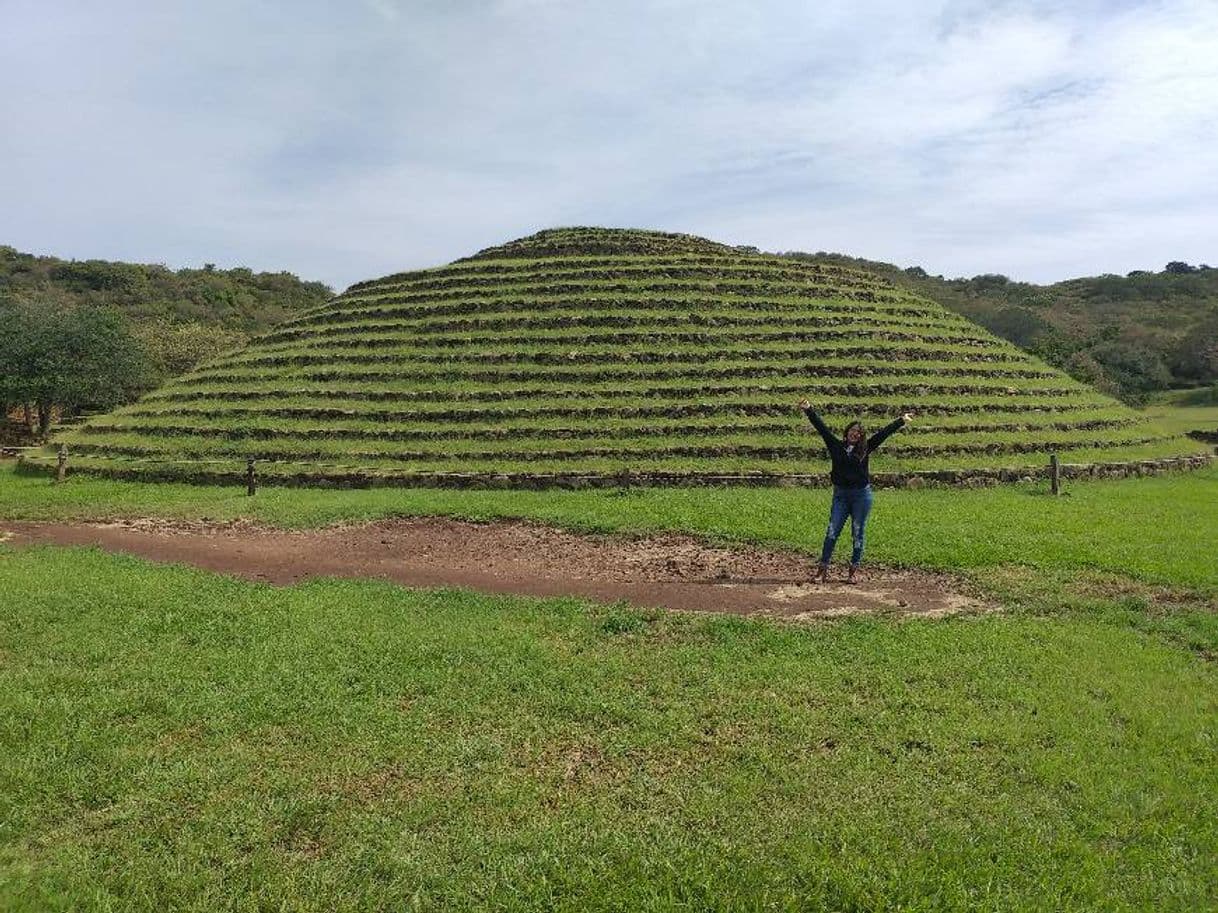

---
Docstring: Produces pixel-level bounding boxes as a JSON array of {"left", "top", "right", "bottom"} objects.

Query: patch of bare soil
[{"left": 0, "top": 517, "right": 993, "bottom": 621}]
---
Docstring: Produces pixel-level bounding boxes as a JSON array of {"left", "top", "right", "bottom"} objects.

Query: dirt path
[{"left": 0, "top": 518, "right": 991, "bottom": 620}]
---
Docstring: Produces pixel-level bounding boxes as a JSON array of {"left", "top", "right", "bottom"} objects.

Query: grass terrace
[{"left": 28, "top": 228, "right": 1210, "bottom": 486}]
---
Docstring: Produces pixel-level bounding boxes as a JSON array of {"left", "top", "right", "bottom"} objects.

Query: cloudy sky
[{"left": 3, "top": 0, "right": 1216, "bottom": 290}]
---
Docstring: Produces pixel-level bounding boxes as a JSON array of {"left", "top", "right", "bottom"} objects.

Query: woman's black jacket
[{"left": 803, "top": 407, "right": 905, "bottom": 488}]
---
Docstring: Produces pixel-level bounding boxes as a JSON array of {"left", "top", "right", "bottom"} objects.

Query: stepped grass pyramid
[{"left": 47, "top": 227, "right": 1207, "bottom": 486}]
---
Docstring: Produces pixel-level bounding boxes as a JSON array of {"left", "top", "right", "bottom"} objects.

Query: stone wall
[{"left": 23, "top": 452, "right": 1214, "bottom": 489}]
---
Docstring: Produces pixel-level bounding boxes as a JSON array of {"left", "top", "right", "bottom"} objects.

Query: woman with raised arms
[{"left": 798, "top": 399, "right": 912, "bottom": 583}]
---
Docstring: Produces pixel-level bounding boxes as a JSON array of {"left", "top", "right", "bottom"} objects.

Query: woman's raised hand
[
  {"left": 901, "top": 412, "right": 914, "bottom": 424},
  {"left": 798, "top": 398, "right": 810, "bottom": 411}
]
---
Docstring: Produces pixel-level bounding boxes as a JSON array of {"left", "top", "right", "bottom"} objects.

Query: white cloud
[{"left": 1, "top": 0, "right": 1215, "bottom": 287}]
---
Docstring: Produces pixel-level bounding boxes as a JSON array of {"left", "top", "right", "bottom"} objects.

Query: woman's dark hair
[{"left": 843, "top": 421, "right": 868, "bottom": 459}]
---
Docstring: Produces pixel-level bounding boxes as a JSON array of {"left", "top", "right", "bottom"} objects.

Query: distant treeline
[
  {"left": 0, "top": 246, "right": 332, "bottom": 329},
  {"left": 1, "top": 245, "right": 332, "bottom": 439},
  {"left": 779, "top": 252, "right": 1218, "bottom": 404}
]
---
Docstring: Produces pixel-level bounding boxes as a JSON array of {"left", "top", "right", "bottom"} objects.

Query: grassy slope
[{"left": 1142, "top": 390, "right": 1218, "bottom": 437}]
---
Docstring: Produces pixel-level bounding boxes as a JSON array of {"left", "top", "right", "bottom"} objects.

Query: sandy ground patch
[{"left": 1, "top": 517, "right": 993, "bottom": 620}]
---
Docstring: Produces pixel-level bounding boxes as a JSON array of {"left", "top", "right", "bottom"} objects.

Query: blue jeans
[{"left": 820, "top": 484, "right": 874, "bottom": 566}]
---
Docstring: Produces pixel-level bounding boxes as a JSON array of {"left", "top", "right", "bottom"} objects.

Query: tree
[
  {"left": 968, "top": 274, "right": 1011, "bottom": 293},
  {"left": 1164, "top": 261, "right": 1198, "bottom": 274},
  {"left": 983, "top": 306, "right": 1052, "bottom": 348},
  {"left": 0, "top": 301, "right": 152, "bottom": 439},
  {"left": 1061, "top": 351, "right": 1118, "bottom": 397},
  {"left": 1169, "top": 317, "right": 1218, "bottom": 383},
  {"left": 1090, "top": 337, "right": 1173, "bottom": 402},
  {"left": 133, "top": 320, "right": 247, "bottom": 379}
]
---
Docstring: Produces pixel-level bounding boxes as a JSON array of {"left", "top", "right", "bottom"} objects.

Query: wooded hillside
[
  {"left": 1, "top": 245, "right": 332, "bottom": 439},
  {"left": 782, "top": 252, "right": 1218, "bottom": 403}
]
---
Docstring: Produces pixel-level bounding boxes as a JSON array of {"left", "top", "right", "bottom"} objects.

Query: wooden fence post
[
  {"left": 1049, "top": 452, "right": 1060, "bottom": 496},
  {"left": 246, "top": 459, "right": 257, "bottom": 496},
  {"left": 55, "top": 444, "right": 68, "bottom": 483}
]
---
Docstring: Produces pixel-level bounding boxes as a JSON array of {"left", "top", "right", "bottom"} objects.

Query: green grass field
[
  {"left": 3, "top": 544, "right": 1218, "bottom": 913},
  {"left": 2, "top": 524, "right": 1216, "bottom": 911},
  {"left": 3, "top": 390, "right": 1217, "bottom": 911}
]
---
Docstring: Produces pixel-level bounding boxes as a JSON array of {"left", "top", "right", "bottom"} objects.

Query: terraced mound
[{"left": 31, "top": 228, "right": 1210, "bottom": 486}]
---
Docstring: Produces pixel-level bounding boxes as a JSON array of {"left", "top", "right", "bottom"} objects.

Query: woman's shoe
[
  {"left": 846, "top": 565, "right": 860, "bottom": 584},
  {"left": 814, "top": 562, "right": 830, "bottom": 583}
]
